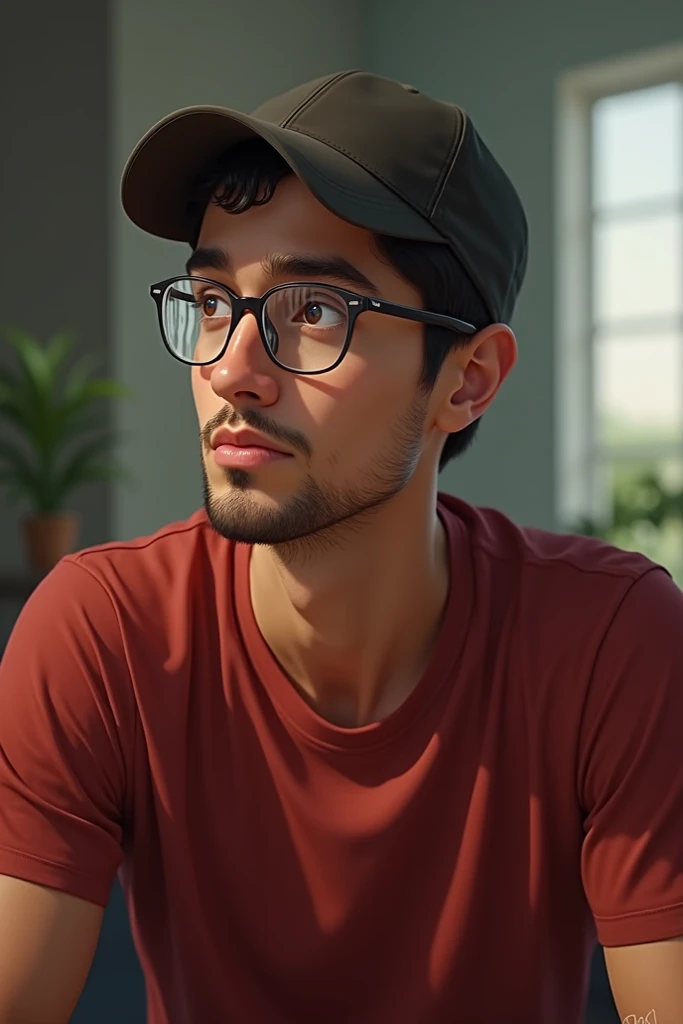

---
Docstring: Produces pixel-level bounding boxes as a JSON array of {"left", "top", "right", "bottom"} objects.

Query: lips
[{"left": 209, "top": 427, "right": 290, "bottom": 455}]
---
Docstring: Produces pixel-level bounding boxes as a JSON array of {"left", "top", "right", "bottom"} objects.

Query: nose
[{"left": 204, "top": 308, "right": 280, "bottom": 407}]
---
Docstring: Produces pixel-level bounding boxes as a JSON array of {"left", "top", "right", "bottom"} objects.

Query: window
[{"left": 556, "top": 45, "right": 683, "bottom": 582}]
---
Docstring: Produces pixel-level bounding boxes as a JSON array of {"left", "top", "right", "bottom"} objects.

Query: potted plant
[{"left": 0, "top": 327, "right": 129, "bottom": 572}]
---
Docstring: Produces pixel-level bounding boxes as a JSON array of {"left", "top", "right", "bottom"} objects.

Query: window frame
[{"left": 555, "top": 42, "right": 683, "bottom": 527}]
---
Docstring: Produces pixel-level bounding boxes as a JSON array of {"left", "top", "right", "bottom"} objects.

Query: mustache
[{"left": 202, "top": 407, "right": 312, "bottom": 459}]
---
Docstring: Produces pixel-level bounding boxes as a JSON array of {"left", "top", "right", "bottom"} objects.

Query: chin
[
  {"left": 201, "top": 468, "right": 329, "bottom": 547},
  {"left": 201, "top": 468, "right": 295, "bottom": 545}
]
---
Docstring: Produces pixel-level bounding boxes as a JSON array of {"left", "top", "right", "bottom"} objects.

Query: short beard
[{"left": 201, "top": 396, "right": 429, "bottom": 565}]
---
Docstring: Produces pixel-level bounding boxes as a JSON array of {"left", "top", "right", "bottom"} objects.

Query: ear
[{"left": 433, "top": 324, "right": 518, "bottom": 434}]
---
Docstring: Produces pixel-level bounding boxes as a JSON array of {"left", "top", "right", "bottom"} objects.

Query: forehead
[{"left": 198, "top": 174, "right": 375, "bottom": 264}]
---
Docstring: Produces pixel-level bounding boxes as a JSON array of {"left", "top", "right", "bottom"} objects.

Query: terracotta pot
[{"left": 23, "top": 513, "right": 79, "bottom": 573}]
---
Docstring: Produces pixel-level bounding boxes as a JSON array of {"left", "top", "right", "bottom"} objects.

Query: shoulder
[
  {"left": 10, "top": 508, "right": 235, "bottom": 670},
  {"left": 438, "top": 490, "right": 663, "bottom": 608},
  {"left": 55, "top": 508, "right": 236, "bottom": 629},
  {"left": 1, "top": 509, "right": 235, "bottom": 739},
  {"left": 437, "top": 491, "right": 680, "bottom": 679},
  {"left": 65, "top": 507, "right": 222, "bottom": 595}
]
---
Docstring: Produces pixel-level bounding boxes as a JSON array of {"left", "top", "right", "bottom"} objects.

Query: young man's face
[{"left": 191, "top": 174, "right": 470, "bottom": 548}]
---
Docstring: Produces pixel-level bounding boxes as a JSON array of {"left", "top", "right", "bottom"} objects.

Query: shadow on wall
[{"left": 73, "top": 883, "right": 621, "bottom": 1023}]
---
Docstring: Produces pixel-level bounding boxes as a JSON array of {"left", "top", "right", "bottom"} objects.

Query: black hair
[{"left": 187, "top": 139, "right": 491, "bottom": 471}]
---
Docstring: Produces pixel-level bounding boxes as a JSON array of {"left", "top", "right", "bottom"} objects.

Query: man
[{"left": 0, "top": 70, "right": 681, "bottom": 1024}]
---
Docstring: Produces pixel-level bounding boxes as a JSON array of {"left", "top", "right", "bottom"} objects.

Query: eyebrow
[{"left": 185, "top": 247, "right": 381, "bottom": 296}]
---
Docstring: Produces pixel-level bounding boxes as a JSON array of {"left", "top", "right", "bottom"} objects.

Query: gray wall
[
  {"left": 368, "top": 0, "right": 683, "bottom": 530},
  {"left": 111, "top": 0, "right": 365, "bottom": 541},
  {"left": 0, "top": 0, "right": 111, "bottom": 571}
]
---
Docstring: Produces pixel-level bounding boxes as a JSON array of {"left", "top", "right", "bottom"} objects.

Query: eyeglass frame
[{"left": 149, "top": 275, "right": 478, "bottom": 375}]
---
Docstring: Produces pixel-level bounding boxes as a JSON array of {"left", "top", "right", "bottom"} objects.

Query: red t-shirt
[{"left": 1, "top": 493, "right": 683, "bottom": 1023}]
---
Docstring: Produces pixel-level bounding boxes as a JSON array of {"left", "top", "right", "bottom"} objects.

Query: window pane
[
  {"left": 593, "top": 212, "right": 683, "bottom": 322},
  {"left": 596, "top": 459, "right": 683, "bottom": 584},
  {"left": 594, "top": 330, "right": 683, "bottom": 447},
  {"left": 592, "top": 83, "right": 683, "bottom": 209}
]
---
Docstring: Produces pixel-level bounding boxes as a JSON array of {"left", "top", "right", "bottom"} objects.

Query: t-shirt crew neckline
[{"left": 233, "top": 498, "right": 473, "bottom": 753}]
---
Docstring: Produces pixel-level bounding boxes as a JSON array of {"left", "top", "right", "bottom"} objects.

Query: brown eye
[
  {"left": 199, "top": 293, "right": 230, "bottom": 319},
  {"left": 303, "top": 303, "right": 323, "bottom": 325}
]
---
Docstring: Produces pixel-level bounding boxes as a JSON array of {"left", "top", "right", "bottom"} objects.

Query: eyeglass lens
[{"left": 161, "top": 278, "right": 351, "bottom": 371}]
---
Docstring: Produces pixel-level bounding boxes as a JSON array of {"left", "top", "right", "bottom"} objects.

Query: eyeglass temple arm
[{"left": 368, "top": 296, "right": 477, "bottom": 336}]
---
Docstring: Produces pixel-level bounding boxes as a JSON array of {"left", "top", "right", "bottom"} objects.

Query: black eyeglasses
[{"left": 149, "top": 276, "right": 477, "bottom": 375}]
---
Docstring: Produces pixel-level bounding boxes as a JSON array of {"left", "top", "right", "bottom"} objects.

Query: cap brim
[{"left": 121, "top": 106, "right": 445, "bottom": 246}]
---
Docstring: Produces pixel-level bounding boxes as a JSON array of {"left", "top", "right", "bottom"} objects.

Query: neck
[{"left": 249, "top": 482, "right": 450, "bottom": 727}]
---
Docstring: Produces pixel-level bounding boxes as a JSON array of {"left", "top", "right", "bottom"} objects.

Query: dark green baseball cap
[{"left": 122, "top": 69, "right": 528, "bottom": 324}]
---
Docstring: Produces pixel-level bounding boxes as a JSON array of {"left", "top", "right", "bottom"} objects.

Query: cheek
[
  {"left": 296, "top": 346, "right": 414, "bottom": 445},
  {"left": 344, "top": 327, "right": 421, "bottom": 404},
  {"left": 353, "top": 317, "right": 424, "bottom": 385},
  {"left": 191, "top": 367, "right": 215, "bottom": 425}
]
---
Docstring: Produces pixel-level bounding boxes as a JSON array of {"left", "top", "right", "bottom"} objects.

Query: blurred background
[{"left": 2, "top": 0, "right": 683, "bottom": 1019}]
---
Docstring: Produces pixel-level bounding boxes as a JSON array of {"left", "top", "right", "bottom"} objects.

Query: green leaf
[
  {"left": 0, "top": 364, "right": 38, "bottom": 430},
  {"left": 45, "top": 332, "right": 75, "bottom": 375},
  {"left": 53, "top": 435, "right": 125, "bottom": 496},
  {"left": 50, "top": 460, "right": 128, "bottom": 508},
  {"left": 0, "top": 450, "right": 42, "bottom": 505},
  {"left": 0, "top": 389, "right": 34, "bottom": 432},
  {"left": 64, "top": 426, "right": 123, "bottom": 457},
  {"left": 58, "top": 411, "right": 109, "bottom": 445},
  {"left": 54, "top": 380, "right": 129, "bottom": 438},
  {"left": 62, "top": 351, "right": 102, "bottom": 400},
  {"left": 1, "top": 339, "right": 55, "bottom": 460},
  {"left": 4, "top": 328, "right": 55, "bottom": 404},
  {"left": 0, "top": 327, "right": 128, "bottom": 509}
]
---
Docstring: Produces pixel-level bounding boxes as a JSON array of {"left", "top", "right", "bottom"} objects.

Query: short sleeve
[
  {"left": 579, "top": 567, "right": 683, "bottom": 946},
  {"left": 0, "top": 559, "right": 134, "bottom": 907}
]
